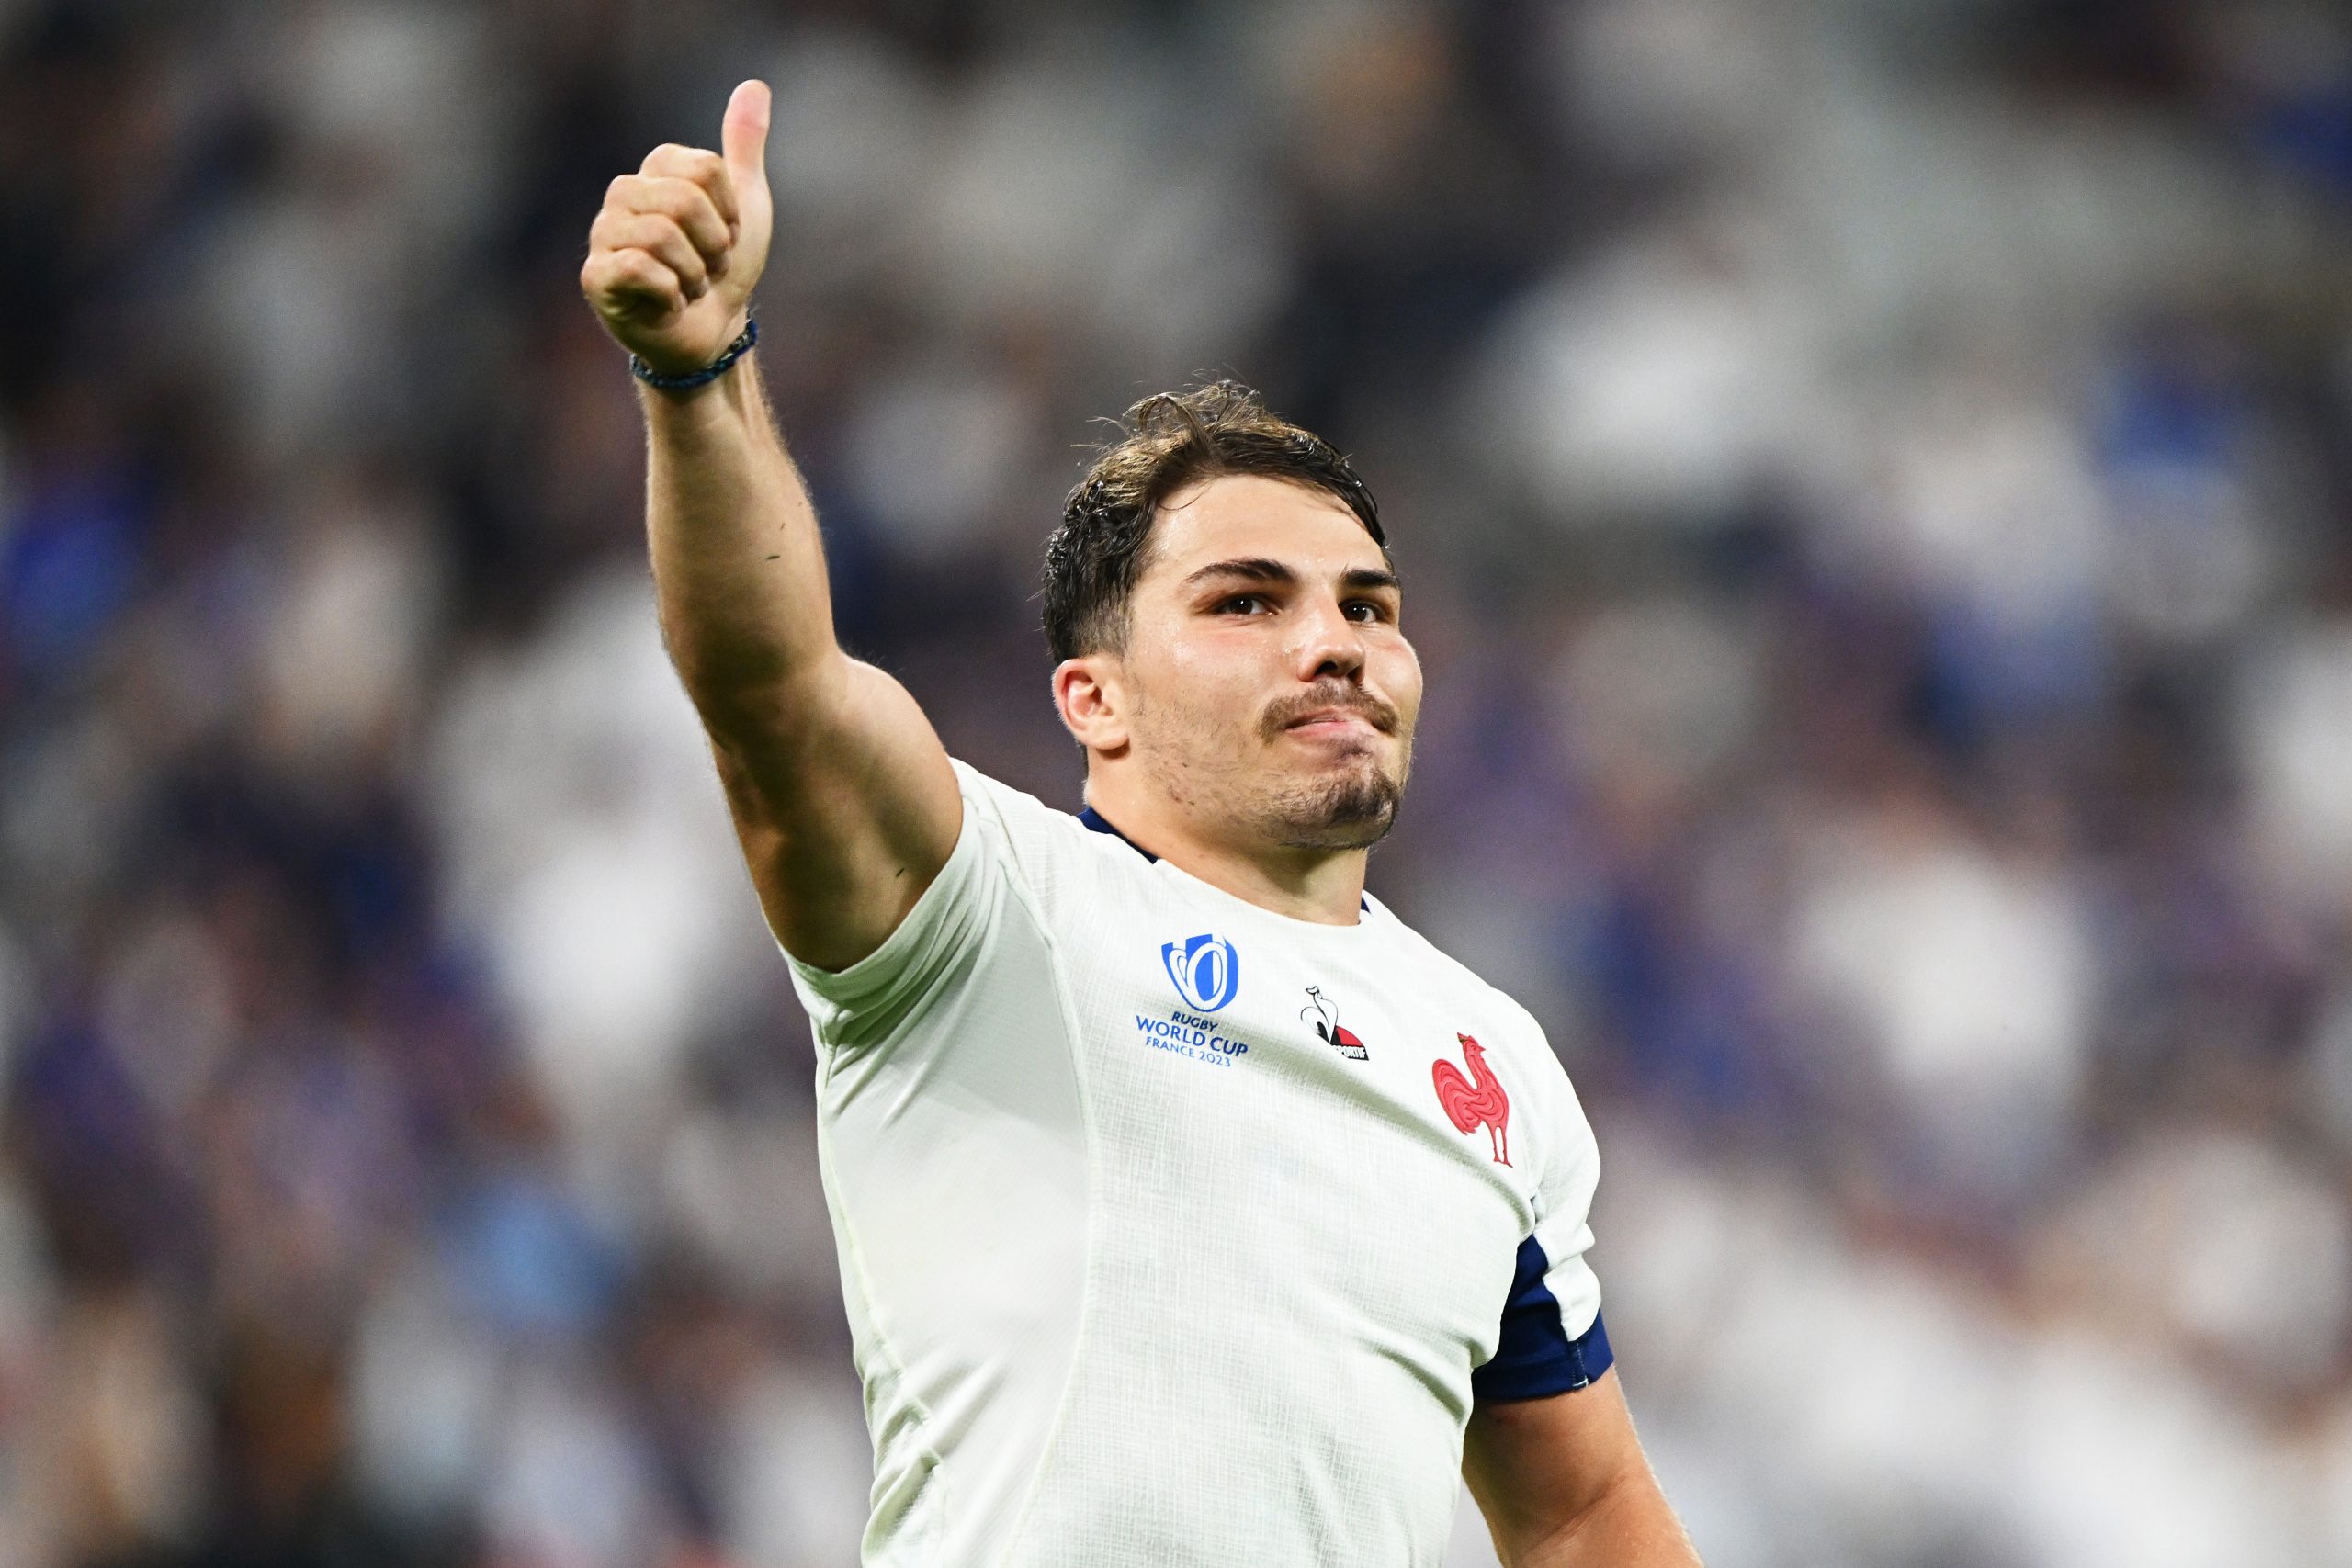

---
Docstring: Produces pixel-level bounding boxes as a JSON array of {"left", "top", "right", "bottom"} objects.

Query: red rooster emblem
[{"left": 1431, "top": 1033, "right": 1510, "bottom": 1165}]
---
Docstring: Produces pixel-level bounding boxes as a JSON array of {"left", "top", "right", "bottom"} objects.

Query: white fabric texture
[{"left": 786, "top": 761, "right": 1605, "bottom": 1567}]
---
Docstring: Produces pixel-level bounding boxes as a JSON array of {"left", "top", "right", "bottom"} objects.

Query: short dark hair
[{"left": 1041, "top": 380, "right": 1388, "bottom": 663}]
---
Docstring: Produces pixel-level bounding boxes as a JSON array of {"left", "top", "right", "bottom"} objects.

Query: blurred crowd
[{"left": 4, "top": 0, "right": 2351, "bottom": 1564}]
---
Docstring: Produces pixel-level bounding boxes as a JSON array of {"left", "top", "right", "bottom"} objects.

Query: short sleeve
[
  {"left": 780, "top": 760, "right": 1094, "bottom": 1055},
  {"left": 1471, "top": 1031, "right": 1613, "bottom": 1404}
]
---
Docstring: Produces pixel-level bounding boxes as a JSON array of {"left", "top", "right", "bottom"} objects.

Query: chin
[{"left": 1267, "top": 760, "right": 1406, "bottom": 851}]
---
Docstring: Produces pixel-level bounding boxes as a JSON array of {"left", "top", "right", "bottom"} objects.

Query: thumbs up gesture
[{"left": 582, "top": 80, "right": 773, "bottom": 378}]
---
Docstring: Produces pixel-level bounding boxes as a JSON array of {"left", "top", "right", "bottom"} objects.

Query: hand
[{"left": 582, "top": 79, "right": 773, "bottom": 378}]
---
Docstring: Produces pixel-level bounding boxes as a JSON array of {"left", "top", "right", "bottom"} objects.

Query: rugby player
[{"left": 582, "top": 79, "right": 1702, "bottom": 1567}]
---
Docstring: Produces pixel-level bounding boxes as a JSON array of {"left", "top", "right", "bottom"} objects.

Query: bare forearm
[
  {"left": 581, "top": 88, "right": 837, "bottom": 728},
  {"left": 641, "top": 346, "right": 842, "bottom": 722},
  {"left": 1515, "top": 1471, "right": 1702, "bottom": 1568},
  {"left": 583, "top": 83, "right": 962, "bottom": 970}
]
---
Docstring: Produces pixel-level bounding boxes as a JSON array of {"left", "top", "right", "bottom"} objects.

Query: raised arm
[{"left": 581, "top": 80, "right": 961, "bottom": 972}]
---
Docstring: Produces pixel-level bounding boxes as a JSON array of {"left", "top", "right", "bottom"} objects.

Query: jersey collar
[
  {"left": 1077, "top": 805, "right": 1156, "bottom": 862},
  {"left": 1076, "top": 805, "right": 1370, "bottom": 913}
]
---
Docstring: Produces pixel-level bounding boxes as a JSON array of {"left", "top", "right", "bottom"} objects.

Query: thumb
[{"left": 721, "top": 79, "right": 771, "bottom": 202}]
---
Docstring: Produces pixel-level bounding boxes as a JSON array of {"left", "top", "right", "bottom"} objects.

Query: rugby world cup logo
[{"left": 1161, "top": 933, "right": 1241, "bottom": 1013}]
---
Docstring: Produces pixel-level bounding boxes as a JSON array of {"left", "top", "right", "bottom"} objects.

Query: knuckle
[
  {"left": 662, "top": 180, "right": 710, "bottom": 221},
  {"left": 647, "top": 142, "right": 712, "bottom": 177},
  {"left": 636, "top": 214, "right": 684, "bottom": 254},
  {"left": 653, "top": 219, "right": 700, "bottom": 265},
  {"left": 639, "top": 268, "right": 684, "bottom": 306}
]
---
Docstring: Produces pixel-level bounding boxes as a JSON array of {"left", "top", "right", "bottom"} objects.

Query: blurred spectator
[{"left": 3, "top": 1, "right": 2349, "bottom": 1564}]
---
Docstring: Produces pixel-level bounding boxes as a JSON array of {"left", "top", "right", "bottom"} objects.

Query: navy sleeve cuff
[{"left": 1471, "top": 1235, "right": 1615, "bottom": 1404}]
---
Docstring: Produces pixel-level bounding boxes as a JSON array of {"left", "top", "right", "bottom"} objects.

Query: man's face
[{"left": 1106, "top": 472, "right": 1423, "bottom": 851}]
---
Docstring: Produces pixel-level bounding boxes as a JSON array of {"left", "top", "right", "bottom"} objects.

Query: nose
[{"left": 1290, "top": 592, "right": 1367, "bottom": 683}]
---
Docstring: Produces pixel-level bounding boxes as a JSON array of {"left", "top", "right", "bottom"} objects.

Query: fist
[{"left": 582, "top": 79, "right": 773, "bottom": 378}]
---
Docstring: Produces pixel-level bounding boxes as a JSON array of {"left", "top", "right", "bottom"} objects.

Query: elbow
[{"left": 1510, "top": 1471, "right": 1700, "bottom": 1568}]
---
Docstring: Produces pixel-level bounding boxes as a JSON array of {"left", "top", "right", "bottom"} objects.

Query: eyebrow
[{"left": 1181, "top": 558, "right": 1402, "bottom": 595}]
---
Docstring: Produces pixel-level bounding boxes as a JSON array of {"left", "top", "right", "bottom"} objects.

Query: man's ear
[{"left": 1053, "top": 654, "right": 1131, "bottom": 757}]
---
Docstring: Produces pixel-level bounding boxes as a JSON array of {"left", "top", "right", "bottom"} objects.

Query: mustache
[{"left": 1261, "top": 685, "right": 1402, "bottom": 739}]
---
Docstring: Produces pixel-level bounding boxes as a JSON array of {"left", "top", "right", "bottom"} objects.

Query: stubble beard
[
  {"left": 1254, "top": 746, "right": 1408, "bottom": 850},
  {"left": 1135, "top": 686, "right": 1413, "bottom": 852}
]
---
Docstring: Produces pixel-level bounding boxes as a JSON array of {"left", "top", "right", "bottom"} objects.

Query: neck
[{"left": 1080, "top": 783, "right": 1368, "bottom": 925}]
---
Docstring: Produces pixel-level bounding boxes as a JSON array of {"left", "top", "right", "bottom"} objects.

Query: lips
[
  {"left": 1263, "top": 688, "right": 1400, "bottom": 740},
  {"left": 1278, "top": 705, "right": 1395, "bottom": 741}
]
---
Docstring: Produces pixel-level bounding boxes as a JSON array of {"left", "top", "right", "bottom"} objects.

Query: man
[{"left": 581, "top": 79, "right": 1702, "bottom": 1568}]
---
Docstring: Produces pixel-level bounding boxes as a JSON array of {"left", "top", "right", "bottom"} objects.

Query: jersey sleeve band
[{"left": 1471, "top": 1234, "right": 1614, "bottom": 1404}]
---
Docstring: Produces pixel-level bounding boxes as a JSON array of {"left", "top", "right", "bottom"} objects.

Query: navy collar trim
[
  {"left": 1075, "top": 804, "right": 1370, "bottom": 914},
  {"left": 1077, "top": 804, "right": 1156, "bottom": 863}
]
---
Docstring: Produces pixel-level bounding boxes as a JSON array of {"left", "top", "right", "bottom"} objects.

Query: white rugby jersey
[{"left": 784, "top": 761, "right": 1611, "bottom": 1567}]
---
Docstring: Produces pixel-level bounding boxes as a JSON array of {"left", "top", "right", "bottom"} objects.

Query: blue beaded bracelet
[{"left": 630, "top": 313, "right": 758, "bottom": 392}]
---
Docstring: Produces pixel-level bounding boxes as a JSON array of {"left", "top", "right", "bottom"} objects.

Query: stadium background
[{"left": 4, "top": 0, "right": 2351, "bottom": 1563}]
